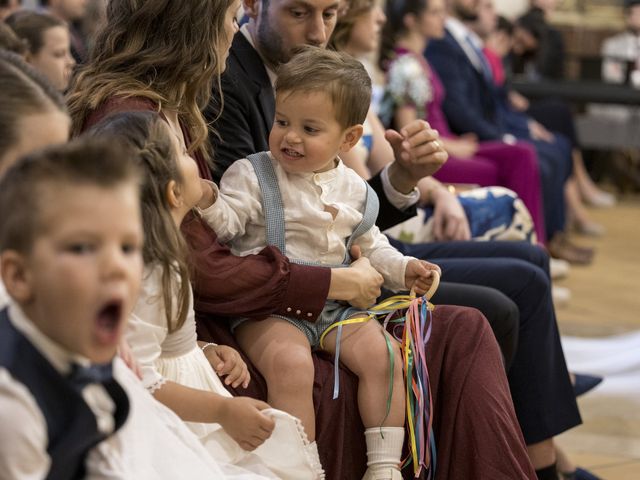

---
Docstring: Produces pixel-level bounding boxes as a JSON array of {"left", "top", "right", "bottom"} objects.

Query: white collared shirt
[{"left": 0, "top": 280, "right": 8, "bottom": 311}]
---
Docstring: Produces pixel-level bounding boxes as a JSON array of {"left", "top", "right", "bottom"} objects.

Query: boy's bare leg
[
  {"left": 323, "top": 319, "right": 406, "bottom": 478},
  {"left": 322, "top": 319, "right": 405, "bottom": 428},
  {"left": 235, "top": 317, "right": 316, "bottom": 440}
]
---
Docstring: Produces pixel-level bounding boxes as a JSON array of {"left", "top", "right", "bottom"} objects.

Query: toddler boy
[
  {"left": 201, "top": 46, "right": 440, "bottom": 480},
  {"left": 0, "top": 139, "right": 144, "bottom": 479}
]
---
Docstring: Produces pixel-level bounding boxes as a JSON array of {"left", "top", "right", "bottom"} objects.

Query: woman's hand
[
  {"left": 528, "top": 120, "right": 554, "bottom": 143},
  {"left": 329, "top": 245, "right": 384, "bottom": 309},
  {"left": 345, "top": 246, "right": 384, "bottom": 309},
  {"left": 217, "top": 397, "right": 275, "bottom": 451},
  {"left": 203, "top": 344, "right": 250, "bottom": 389}
]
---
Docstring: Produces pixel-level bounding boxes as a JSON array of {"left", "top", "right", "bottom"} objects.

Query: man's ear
[
  {"left": 1, "top": 251, "right": 34, "bottom": 305},
  {"left": 340, "top": 124, "right": 365, "bottom": 153},
  {"left": 243, "top": 0, "right": 262, "bottom": 19},
  {"left": 165, "top": 179, "right": 182, "bottom": 209}
]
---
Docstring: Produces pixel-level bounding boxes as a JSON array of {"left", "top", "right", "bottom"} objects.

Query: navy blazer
[
  {"left": 426, "top": 30, "right": 532, "bottom": 141},
  {"left": 425, "top": 30, "right": 503, "bottom": 141},
  {"left": 207, "top": 32, "right": 416, "bottom": 231}
]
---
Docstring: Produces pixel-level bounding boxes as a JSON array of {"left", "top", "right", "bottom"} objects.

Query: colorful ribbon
[{"left": 320, "top": 272, "right": 440, "bottom": 478}]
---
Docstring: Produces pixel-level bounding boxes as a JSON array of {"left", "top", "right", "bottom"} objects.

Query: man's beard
[
  {"left": 256, "top": 13, "right": 291, "bottom": 68},
  {"left": 453, "top": 3, "right": 479, "bottom": 22}
]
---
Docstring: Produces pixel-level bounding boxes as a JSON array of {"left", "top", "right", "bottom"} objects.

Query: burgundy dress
[
  {"left": 82, "top": 97, "right": 536, "bottom": 480},
  {"left": 385, "top": 49, "right": 546, "bottom": 242}
]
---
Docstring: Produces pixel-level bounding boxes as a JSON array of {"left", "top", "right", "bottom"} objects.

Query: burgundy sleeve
[
  {"left": 182, "top": 212, "right": 331, "bottom": 321},
  {"left": 81, "top": 97, "right": 159, "bottom": 132}
]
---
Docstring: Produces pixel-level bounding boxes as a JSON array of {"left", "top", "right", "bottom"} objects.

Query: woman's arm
[{"left": 182, "top": 213, "right": 384, "bottom": 319}]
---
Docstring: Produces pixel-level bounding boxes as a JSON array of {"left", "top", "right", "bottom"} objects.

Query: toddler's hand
[
  {"left": 218, "top": 397, "right": 275, "bottom": 451},
  {"left": 203, "top": 344, "right": 250, "bottom": 389},
  {"left": 197, "top": 179, "right": 218, "bottom": 210},
  {"left": 404, "top": 259, "right": 441, "bottom": 296}
]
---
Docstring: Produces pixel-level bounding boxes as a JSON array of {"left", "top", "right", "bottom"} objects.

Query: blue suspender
[{"left": 246, "top": 151, "right": 380, "bottom": 266}]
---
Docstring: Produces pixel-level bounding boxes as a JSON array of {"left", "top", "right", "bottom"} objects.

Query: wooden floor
[{"left": 554, "top": 194, "right": 640, "bottom": 479}]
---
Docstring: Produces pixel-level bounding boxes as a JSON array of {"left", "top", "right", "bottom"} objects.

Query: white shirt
[
  {"left": 602, "top": 31, "right": 640, "bottom": 84},
  {"left": 203, "top": 154, "right": 412, "bottom": 292},
  {"left": 0, "top": 280, "right": 8, "bottom": 311},
  {"left": 239, "top": 24, "right": 419, "bottom": 211},
  {"left": 0, "top": 301, "right": 116, "bottom": 479}
]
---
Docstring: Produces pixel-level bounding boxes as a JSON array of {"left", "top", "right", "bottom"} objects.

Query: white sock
[{"left": 364, "top": 427, "right": 404, "bottom": 470}]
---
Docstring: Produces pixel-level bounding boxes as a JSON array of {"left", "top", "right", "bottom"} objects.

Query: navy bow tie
[{"left": 68, "top": 362, "right": 113, "bottom": 390}]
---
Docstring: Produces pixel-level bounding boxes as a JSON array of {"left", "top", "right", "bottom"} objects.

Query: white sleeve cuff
[{"left": 380, "top": 164, "right": 420, "bottom": 211}]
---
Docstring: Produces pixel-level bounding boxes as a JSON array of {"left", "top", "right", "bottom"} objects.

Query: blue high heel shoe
[{"left": 573, "top": 373, "right": 603, "bottom": 397}]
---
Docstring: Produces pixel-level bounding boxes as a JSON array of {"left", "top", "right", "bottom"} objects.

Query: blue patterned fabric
[{"left": 422, "top": 187, "right": 536, "bottom": 243}]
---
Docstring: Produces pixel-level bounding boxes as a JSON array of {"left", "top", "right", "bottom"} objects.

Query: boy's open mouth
[
  {"left": 282, "top": 148, "right": 303, "bottom": 158},
  {"left": 94, "top": 300, "right": 124, "bottom": 345}
]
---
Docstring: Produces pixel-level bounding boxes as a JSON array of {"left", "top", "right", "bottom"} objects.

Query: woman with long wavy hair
[{"left": 68, "top": 0, "right": 240, "bottom": 176}]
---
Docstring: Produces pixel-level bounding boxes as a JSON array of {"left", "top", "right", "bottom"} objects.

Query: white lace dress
[{"left": 127, "top": 265, "right": 321, "bottom": 479}]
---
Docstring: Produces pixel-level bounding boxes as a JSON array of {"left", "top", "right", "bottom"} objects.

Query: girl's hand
[
  {"left": 404, "top": 260, "right": 441, "bottom": 296},
  {"left": 203, "top": 344, "right": 250, "bottom": 389},
  {"left": 218, "top": 397, "right": 275, "bottom": 451},
  {"left": 118, "top": 338, "right": 142, "bottom": 380}
]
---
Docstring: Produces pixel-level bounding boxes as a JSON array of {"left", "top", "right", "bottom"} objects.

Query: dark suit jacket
[
  {"left": 207, "top": 32, "right": 415, "bottom": 231},
  {"left": 425, "top": 29, "right": 531, "bottom": 142}
]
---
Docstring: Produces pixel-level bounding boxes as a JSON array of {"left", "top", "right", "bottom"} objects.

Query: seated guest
[
  {"left": 511, "top": 2, "right": 563, "bottom": 81},
  {"left": 484, "top": 15, "right": 513, "bottom": 86},
  {"left": 0, "top": 22, "right": 26, "bottom": 55},
  {"left": 425, "top": 0, "right": 597, "bottom": 264},
  {"left": 39, "top": 0, "right": 88, "bottom": 63},
  {"left": 5, "top": 11, "right": 75, "bottom": 91},
  {"left": 378, "top": 0, "right": 545, "bottom": 242},
  {"left": 0, "top": 0, "right": 20, "bottom": 21},
  {"left": 508, "top": 0, "right": 616, "bottom": 215},
  {"left": 601, "top": 0, "right": 640, "bottom": 86},
  {"left": 68, "top": 0, "right": 535, "bottom": 478}
]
